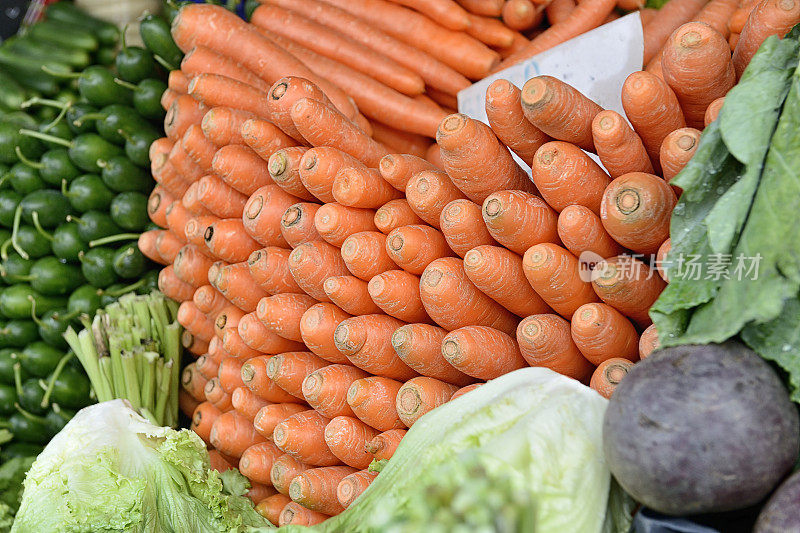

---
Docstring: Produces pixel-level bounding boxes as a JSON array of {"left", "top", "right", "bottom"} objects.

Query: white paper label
[{"left": 457, "top": 13, "right": 645, "bottom": 170}]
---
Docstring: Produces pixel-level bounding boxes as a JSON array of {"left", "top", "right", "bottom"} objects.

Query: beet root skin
[{"left": 603, "top": 341, "right": 799, "bottom": 515}]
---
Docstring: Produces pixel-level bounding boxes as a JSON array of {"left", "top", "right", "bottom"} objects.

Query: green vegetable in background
[
  {"left": 11, "top": 401, "right": 270, "bottom": 533},
  {"left": 0, "top": 456, "right": 36, "bottom": 531},
  {"left": 271, "top": 369, "right": 634, "bottom": 533}
]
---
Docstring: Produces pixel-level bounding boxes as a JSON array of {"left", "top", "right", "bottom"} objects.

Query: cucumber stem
[
  {"left": 18, "top": 128, "right": 72, "bottom": 148},
  {"left": 113, "top": 78, "right": 139, "bottom": 92},
  {"left": 72, "top": 112, "right": 104, "bottom": 127},
  {"left": 14, "top": 146, "right": 44, "bottom": 169},
  {"left": 13, "top": 403, "right": 48, "bottom": 424},
  {"left": 13, "top": 363, "right": 23, "bottom": 397},
  {"left": 32, "top": 212, "right": 54, "bottom": 242},
  {"left": 104, "top": 277, "right": 146, "bottom": 297},
  {"left": 66, "top": 214, "right": 84, "bottom": 226},
  {"left": 40, "top": 352, "right": 75, "bottom": 408},
  {"left": 0, "top": 237, "right": 12, "bottom": 261},
  {"left": 41, "top": 103, "right": 69, "bottom": 133},
  {"left": 11, "top": 204, "right": 29, "bottom": 260},
  {"left": 154, "top": 54, "right": 177, "bottom": 72},
  {"left": 20, "top": 97, "right": 69, "bottom": 110},
  {"left": 28, "top": 296, "right": 44, "bottom": 327},
  {"left": 89, "top": 232, "right": 140, "bottom": 247},
  {"left": 41, "top": 66, "right": 80, "bottom": 79}
]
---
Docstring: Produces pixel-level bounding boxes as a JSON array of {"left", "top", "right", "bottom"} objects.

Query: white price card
[{"left": 457, "top": 13, "right": 645, "bottom": 170}]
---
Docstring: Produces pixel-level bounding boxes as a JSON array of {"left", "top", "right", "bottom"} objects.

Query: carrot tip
[
  {"left": 604, "top": 360, "right": 633, "bottom": 384},
  {"left": 245, "top": 195, "right": 264, "bottom": 219},
  {"left": 440, "top": 114, "right": 466, "bottom": 133},
  {"left": 390, "top": 327, "right": 409, "bottom": 354},
  {"left": 270, "top": 81, "right": 289, "bottom": 100},
  {"left": 388, "top": 234, "right": 404, "bottom": 251},
  {"left": 397, "top": 387, "right": 421, "bottom": 416},
  {"left": 269, "top": 152, "right": 289, "bottom": 179},
  {"left": 421, "top": 268, "right": 443, "bottom": 287},
  {"left": 441, "top": 339, "right": 461, "bottom": 363},
  {"left": 483, "top": 198, "right": 501, "bottom": 218},
  {"left": 615, "top": 190, "right": 642, "bottom": 214},
  {"left": 282, "top": 205, "right": 302, "bottom": 227}
]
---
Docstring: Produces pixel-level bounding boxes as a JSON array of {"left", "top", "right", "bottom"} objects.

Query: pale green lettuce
[{"left": 11, "top": 400, "right": 271, "bottom": 532}]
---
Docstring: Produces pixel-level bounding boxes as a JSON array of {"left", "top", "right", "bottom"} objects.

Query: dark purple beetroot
[
  {"left": 755, "top": 470, "right": 800, "bottom": 532},
  {"left": 603, "top": 341, "right": 799, "bottom": 516}
]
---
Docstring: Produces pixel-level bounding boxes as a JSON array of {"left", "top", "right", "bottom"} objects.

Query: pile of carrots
[{"left": 137, "top": 0, "right": 800, "bottom": 527}]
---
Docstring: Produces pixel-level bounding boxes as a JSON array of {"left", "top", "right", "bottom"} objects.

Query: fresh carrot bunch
[{"left": 157, "top": 0, "right": 797, "bottom": 525}]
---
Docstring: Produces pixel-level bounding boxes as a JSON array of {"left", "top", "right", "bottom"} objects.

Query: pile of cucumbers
[{"left": 0, "top": 1, "right": 180, "bottom": 460}]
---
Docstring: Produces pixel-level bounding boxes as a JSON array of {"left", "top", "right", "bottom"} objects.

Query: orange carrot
[
  {"left": 279, "top": 502, "right": 330, "bottom": 526},
  {"left": 182, "top": 363, "right": 208, "bottom": 402},
  {"left": 172, "top": 3, "right": 356, "bottom": 117},
  {"left": 254, "top": 403, "right": 310, "bottom": 439},
  {"left": 639, "top": 324, "right": 660, "bottom": 359},
  {"left": 242, "top": 356, "right": 304, "bottom": 403},
  {"left": 205, "top": 377, "right": 233, "bottom": 411},
  {"left": 642, "top": 0, "right": 707, "bottom": 64},
  {"left": 395, "top": 377, "right": 459, "bottom": 427},
  {"left": 214, "top": 305, "right": 244, "bottom": 340},
  {"left": 252, "top": 5, "right": 425, "bottom": 95},
  {"left": 266, "top": 76, "right": 335, "bottom": 142},
  {"left": 201, "top": 106, "right": 254, "bottom": 147},
  {"left": 289, "top": 241, "right": 351, "bottom": 301},
  {"left": 656, "top": 238, "right": 671, "bottom": 282},
  {"left": 334, "top": 315, "right": 417, "bottom": 379},
  {"left": 282, "top": 203, "right": 323, "bottom": 248},
  {"left": 289, "top": 465, "right": 357, "bottom": 516},
  {"left": 662, "top": 22, "right": 736, "bottom": 128},
  {"left": 390, "top": 0, "right": 472, "bottom": 29},
  {"left": 138, "top": 230, "right": 167, "bottom": 265},
  {"left": 161, "top": 88, "right": 179, "bottom": 111},
  {"left": 704, "top": 96, "right": 725, "bottom": 126},
  {"left": 210, "top": 410, "right": 267, "bottom": 458},
  {"left": 374, "top": 199, "right": 424, "bottom": 235},
  {"left": 165, "top": 94, "right": 209, "bottom": 142},
  {"left": 257, "top": 493, "right": 293, "bottom": 525},
  {"left": 621, "top": 71, "right": 686, "bottom": 167},
  {"left": 367, "top": 270, "right": 430, "bottom": 323},
  {"left": 592, "top": 110, "right": 654, "bottom": 178},
  {"left": 154, "top": 230, "right": 185, "bottom": 265},
  {"left": 391, "top": 323, "right": 473, "bottom": 385},
  {"left": 660, "top": 127, "right": 701, "bottom": 182},
  {"left": 164, "top": 201, "right": 192, "bottom": 242},
  {"left": 522, "top": 243, "right": 599, "bottom": 319},
  {"left": 196, "top": 354, "right": 221, "bottom": 381},
  {"left": 218, "top": 356, "right": 247, "bottom": 394},
  {"left": 694, "top": 0, "right": 739, "bottom": 36},
  {"left": 257, "top": 293, "right": 319, "bottom": 343},
  {"left": 457, "top": 0, "right": 504, "bottom": 15},
  {"left": 557, "top": 205, "right": 625, "bottom": 260},
  {"left": 502, "top": 0, "right": 540, "bottom": 29},
  {"left": 300, "top": 303, "right": 353, "bottom": 364},
  {"left": 212, "top": 144, "right": 275, "bottom": 197},
  {"left": 518, "top": 76, "right": 602, "bottom": 152},
  {"left": 238, "top": 312, "right": 306, "bottom": 354},
  {"left": 482, "top": 190, "right": 560, "bottom": 254},
  {"left": 336, "top": 470, "right": 377, "bottom": 509},
  {"left": 323, "top": 416, "right": 380, "bottom": 470},
  {"left": 272, "top": 454, "right": 313, "bottom": 496},
  {"left": 530, "top": 141, "right": 612, "bottom": 214},
  {"left": 208, "top": 449, "right": 234, "bottom": 473},
  {"left": 182, "top": 330, "right": 209, "bottom": 357},
  {"left": 405, "top": 170, "right": 466, "bottom": 229},
  {"left": 270, "top": 148, "right": 316, "bottom": 202},
  {"left": 168, "top": 140, "right": 206, "bottom": 185},
  {"left": 195, "top": 174, "right": 248, "bottom": 218},
  {"left": 152, "top": 159, "right": 190, "bottom": 198},
  {"left": 247, "top": 247, "right": 304, "bottom": 296},
  {"left": 314, "top": 204, "right": 378, "bottom": 248},
  {"left": 151, "top": 136, "right": 175, "bottom": 164},
  {"left": 242, "top": 185, "right": 298, "bottom": 248},
  {"left": 516, "top": 314, "right": 594, "bottom": 380},
  {"left": 347, "top": 376, "right": 405, "bottom": 431},
  {"left": 450, "top": 382, "right": 482, "bottom": 400},
  {"left": 240, "top": 117, "right": 297, "bottom": 162},
  {"left": 571, "top": 302, "right": 639, "bottom": 365},
  {"left": 267, "top": 351, "right": 329, "bottom": 399},
  {"left": 733, "top": 0, "right": 800, "bottom": 77},
  {"left": 600, "top": 172, "right": 677, "bottom": 255},
  {"left": 261, "top": 0, "right": 469, "bottom": 96},
  {"left": 545, "top": 0, "right": 576, "bottom": 24},
  {"left": 364, "top": 428, "right": 406, "bottom": 460},
  {"left": 339, "top": 231, "right": 397, "bottom": 281},
  {"left": 485, "top": 79, "right": 550, "bottom": 164},
  {"left": 240, "top": 440, "right": 284, "bottom": 484},
  {"left": 233, "top": 386, "right": 272, "bottom": 421},
  {"left": 463, "top": 245, "right": 552, "bottom": 317},
  {"left": 291, "top": 98, "right": 390, "bottom": 167},
  {"left": 168, "top": 70, "right": 189, "bottom": 94},
  {"left": 466, "top": 14, "right": 518, "bottom": 48},
  {"left": 419, "top": 257, "right": 519, "bottom": 334},
  {"left": 177, "top": 301, "right": 215, "bottom": 342},
  {"left": 590, "top": 357, "right": 634, "bottom": 398},
  {"left": 158, "top": 265, "right": 195, "bottom": 302},
  {"left": 215, "top": 262, "right": 270, "bottom": 312},
  {"left": 299, "top": 147, "right": 365, "bottom": 204},
  {"left": 205, "top": 218, "right": 261, "bottom": 263},
  {"left": 323, "top": 276, "right": 382, "bottom": 316},
  {"left": 436, "top": 114, "right": 535, "bottom": 203},
  {"left": 378, "top": 153, "right": 437, "bottom": 190},
  {"left": 191, "top": 401, "right": 221, "bottom": 443},
  {"left": 273, "top": 410, "right": 339, "bottom": 466},
  {"left": 592, "top": 255, "right": 666, "bottom": 327},
  {"left": 193, "top": 284, "right": 227, "bottom": 316},
  {"left": 332, "top": 166, "right": 402, "bottom": 209},
  {"left": 248, "top": 483, "right": 279, "bottom": 506},
  {"left": 173, "top": 244, "right": 214, "bottom": 288},
  {"left": 181, "top": 45, "right": 271, "bottom": 91},
  {"left": 207, "top": 336, "right": 231, "bottom": 365},
  {"left": 442, "top": 326, "right": 526, "bottom": 379},
  {"left": 385, "top": 225, "right": 454, "bottom": 275},
  {"left": 184, "top": 216, "right": 218, "bottom": 252},
  {"left": 147, "top": 186, "right": 172, "bottom": 228},
  {"left": 369, "top": 121, "right": 431, "bottom": 159},
  {"left": 181, "top": 182, "right": 212, "bottom": 217},
  {"left": 302, "top": 365, "right": 370, "bottom": 419},
  {"left": 439, "top": 199, "right": 496, "bottom": 258}
]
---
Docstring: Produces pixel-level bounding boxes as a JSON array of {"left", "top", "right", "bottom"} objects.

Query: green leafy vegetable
[
  {"left": 0, "top": 456, "right": 35, "bottom": 532},
  {"left": 11, "top": 400, "right": 271, "bottom": 532}
]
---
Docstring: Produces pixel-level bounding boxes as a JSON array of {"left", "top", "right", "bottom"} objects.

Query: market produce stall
[{"left": 1, "top": 0, "right": 800, "bottom": 531}]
